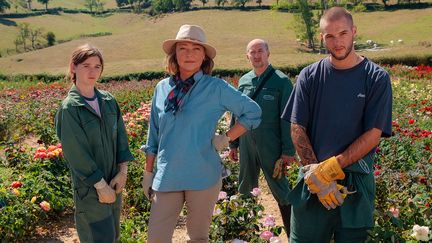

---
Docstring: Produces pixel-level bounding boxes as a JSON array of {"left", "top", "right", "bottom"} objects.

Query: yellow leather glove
[
  {"left": 109, "top": 163, "right": 128, "bottom": 194},
  {"left": 303, "top": 156, "right": 345, "bottom": 193},
  {"left": 94, "top": 178, "right": 116, "bottom": 204},
  {"left": 317, "top": 181, "right": 345, "bottom": 210},
  {"left": 317, "top": 183, "right": 356, "bottom": 210}
]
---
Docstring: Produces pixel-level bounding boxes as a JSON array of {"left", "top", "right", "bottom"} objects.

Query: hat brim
[{"left": 162, "top": 39, "right": 216, "bottom": 59}]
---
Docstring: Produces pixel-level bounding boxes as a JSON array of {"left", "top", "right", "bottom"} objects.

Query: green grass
[
  {"left": 0, "top": 8, "right": 431, "bottom": 75},
  {"left": 0, "top": 166, "right": 13, "bottom": 182}
]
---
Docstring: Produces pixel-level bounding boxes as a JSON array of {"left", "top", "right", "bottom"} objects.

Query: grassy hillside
[{"left": 0, "top": 9, "right": 431, "bottom": 75}]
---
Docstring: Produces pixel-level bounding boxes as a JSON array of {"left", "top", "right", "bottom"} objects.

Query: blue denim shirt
[{"left": 143, "top": 71, "right": 261, "bottom": 191}]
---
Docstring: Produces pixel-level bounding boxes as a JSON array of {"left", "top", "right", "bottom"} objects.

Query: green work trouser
[
  {"left": 288, "top": 158, "right": 375, "bottom": 243},
  {"left": 74, "top": 186, "right": 122, "bottom": 243},
  {"left": 238, "top": 130, "right": 291, "bottom": 205},
  {"left": 289, "top": 194, "right": 369, "bottom": 243}
]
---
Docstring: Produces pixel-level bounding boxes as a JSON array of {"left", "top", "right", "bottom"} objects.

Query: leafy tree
[
  {"left": 215, "top": 0, "right": 228, "bottom": 6},
  {"left": 152, "top": 0, "right": 191, "bottom": 13},
  {"left": 173, "top": 0, "right": 192, "bottom": 11},
  {"left": 26, "top": 0, "right": 32, "bottom": 10},
  {"left": 11, "top": 0, "right": 27, "bottom": 13},
  {"left": 85, "top": 0, "right": 105, "bottom": 14},
  {"left": 293, "top": 0, "right": 317, "bottom": 50},
  {"left": 18, "top": 23, "right": 30, "bottom": 51},
  {"left": 46, "top": 31, "right": 55, "bottom": 46},
  {"left": 13, "top": 37, "right": 23, "bottom": 52},
  {"left": 29, "top": 28, "right": 43, "bottom": 49},
  {"left": 200, "top": 0, "right": 208, "bottom": 6},
  {"left": 116, "top": 0, "right": 129, "bottom": 7},
  {"left": 0, "top": 0, "right": 11, "bottom": 12},
  {"left": 231, "top": 0, "right": 251, "bottom": 7},
  {"left": 37, "top": 0, "right": 49, "bottom": 11},
  {"left": 152, "top": 0, "right": 173, "bottom": 13}
]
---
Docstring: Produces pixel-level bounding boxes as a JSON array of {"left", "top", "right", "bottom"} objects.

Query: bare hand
[{"left": 229, "top": 148, "right": 238, "bottom": 162}]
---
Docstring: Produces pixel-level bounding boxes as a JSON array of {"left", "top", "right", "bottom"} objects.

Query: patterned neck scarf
[{"left": 164, "top": 74, "right": 196, "bottom": 114}]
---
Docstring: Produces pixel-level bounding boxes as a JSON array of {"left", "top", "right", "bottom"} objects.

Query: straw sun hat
[{"left": 162, "top": 24, "right": 216, "bottom": 59}]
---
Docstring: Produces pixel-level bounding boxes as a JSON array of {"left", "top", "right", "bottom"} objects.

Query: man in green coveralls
[
  {"left": 282, "top": 7, "right": 392, "bottom": 242},
  {"left": 229, "top": 39, "right": 296, "bottom": 235}
]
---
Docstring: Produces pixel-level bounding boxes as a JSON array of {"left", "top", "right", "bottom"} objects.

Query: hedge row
[{"left": 0, "top": 54, "right": 431, "bottom": 83}]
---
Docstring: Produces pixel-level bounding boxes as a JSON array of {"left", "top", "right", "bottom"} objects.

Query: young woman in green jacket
[{"left": 56, "top": 44, "right": 134, "bottom": 243}]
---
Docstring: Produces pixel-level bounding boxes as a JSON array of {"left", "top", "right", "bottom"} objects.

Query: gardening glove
[
  {"left": 110, "top": 163, "right": 128, "bottom": 194},
  {"left": 94, "top": 178, "right": 116, "bottom": 204},
  {"left": 141, "top": 171, "right": 154, "bottom": 200},
  {"left": 303, "top": 156, "right": 345, "bottom": 194},
  {"left": 273, "top": 155, "right": 296, "bottom": 179},
  {"left": 212, "top": 134, "right": 230, "bottom": 151},
  {"left": 317, "top": 183, "right": 356, "bottom": 210},
  {"left": 272, "top": 158, "right": 284, "bottom": 179},
  {"left": 317, "top": 181, "right": 345, "bottom": 210}
]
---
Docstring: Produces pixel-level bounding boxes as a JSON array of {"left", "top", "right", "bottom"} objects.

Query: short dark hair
[{"left": 320, "top": 7, "right": 354, "bottom": 31}]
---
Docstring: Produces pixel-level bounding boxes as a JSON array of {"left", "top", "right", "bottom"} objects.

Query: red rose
[{"left": 11, "top": 181, "right": 22, "bottom": 188}]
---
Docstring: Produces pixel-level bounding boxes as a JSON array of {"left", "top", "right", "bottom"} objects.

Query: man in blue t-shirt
[{"left": 281, "top": 7, "right": 392, "bottom": 242}]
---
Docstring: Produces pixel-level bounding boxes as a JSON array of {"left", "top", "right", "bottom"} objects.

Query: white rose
[{"left": 411, "top": 224, "right": 430, "bottom": 241}]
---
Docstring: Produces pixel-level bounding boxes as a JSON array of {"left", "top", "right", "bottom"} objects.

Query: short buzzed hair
[{"left": 320, "top": 7, "right": 353, "bottom": 31}]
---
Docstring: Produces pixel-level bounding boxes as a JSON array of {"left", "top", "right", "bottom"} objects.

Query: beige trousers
[{"left": 147, "top": 179, "right": 222, "bottom": 243}]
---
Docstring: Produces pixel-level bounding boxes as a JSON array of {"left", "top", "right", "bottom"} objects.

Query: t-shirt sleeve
[
  {"left": 364, "top": 71, "right": 393, "bottom": 137},
  {"left": 281, "top": 68, "right": 310, "bottom": 128}
]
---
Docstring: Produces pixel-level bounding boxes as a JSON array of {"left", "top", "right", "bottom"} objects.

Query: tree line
[{"left": 1, "top": 0, "right": 428, "bottom": 15}]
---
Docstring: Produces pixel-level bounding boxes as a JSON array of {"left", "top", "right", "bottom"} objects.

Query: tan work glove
[
  {"left": 272, "top": 158, "right": 285, "bottom": 179},
  {"left": 141, "top": 171, "right": 154, "bottom": 200},
  {"left": 303, "top": 156, "right": 345, "bottom": 194},
  {"left": 317, "top": 181, "right": 345, "bottom": 210},
  {"left": 94, "top": 178, "right": 116, "bottom": 204},
  {"left": 110, "top": 163, "right": 128, "bottom": 194},
  {"left": 212, "top": 134, "right": 230, "bottom": 151},
  {"left": 272, "top": 155, "right": 296, "bottom": 179}
]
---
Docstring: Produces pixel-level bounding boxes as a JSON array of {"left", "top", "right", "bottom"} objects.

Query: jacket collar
[
  {"left": 251, "top": 64, "right": 274, "bottom": 79},
  {"left": 68, "top": 85, "right": 112, "bottom": 106}
]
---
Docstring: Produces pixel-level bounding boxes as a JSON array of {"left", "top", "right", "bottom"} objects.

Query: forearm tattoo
[{"left": 291, "top": 124, "right": 318, "bottom": 165}]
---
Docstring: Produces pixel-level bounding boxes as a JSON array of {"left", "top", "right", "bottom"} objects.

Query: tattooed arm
[{"left": 291, "top": 123, "right": 318, "bottom": 166}]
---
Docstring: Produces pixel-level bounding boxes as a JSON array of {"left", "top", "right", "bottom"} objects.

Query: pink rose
[
  {"left": 251, "top": 187, "right": 261, "bottom": 197},
  {"left": 260, "top": 231, "right": 273, "bottom": 240},
  {"left": 40, "top": 201, "right": 51, "bottom": 212}
]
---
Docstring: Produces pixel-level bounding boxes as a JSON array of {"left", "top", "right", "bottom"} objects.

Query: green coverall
[
  {"left": 288, "top": 155, "right": 376, "bottom": 242},
  {"left": 56, "top": 86, "right": 134, "bottom": 243},
  {"left": 230, "top": 65, "right": 295, "bottom": 231}
]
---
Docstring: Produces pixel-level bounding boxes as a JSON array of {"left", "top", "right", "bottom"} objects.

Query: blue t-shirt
[{"left": 281, "top": 57, "right": 392, "bottom": 161}]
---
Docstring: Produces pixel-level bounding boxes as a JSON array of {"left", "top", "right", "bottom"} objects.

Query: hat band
[{"left": 177, "top": 37, "right": 204, "bottom": 43}]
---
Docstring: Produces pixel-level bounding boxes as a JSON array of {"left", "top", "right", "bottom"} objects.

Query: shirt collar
[
  {"left": 252, "top": 64, "right": 273, "bottom": 79},
  {"left": 68, "top": 85, "right": 111, "bottom": 106}
]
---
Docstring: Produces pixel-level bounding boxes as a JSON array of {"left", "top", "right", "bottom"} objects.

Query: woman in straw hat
[{"left": 141, "top": 24, "right": 262, "bottom": 242}]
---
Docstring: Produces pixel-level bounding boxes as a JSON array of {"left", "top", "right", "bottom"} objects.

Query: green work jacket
[{"left": 56, "top": 85, "right": 134, "bottom": 197}]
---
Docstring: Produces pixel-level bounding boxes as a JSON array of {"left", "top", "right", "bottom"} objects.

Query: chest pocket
[
  {"left": 105, "top": 112, "right": 118, "bottom": 141},
  {"left": 80, "top": 110, "right": 102, "bottom": 147},
  {"left": 257, "top": 88, "right": 280, "bottom": 123}
]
